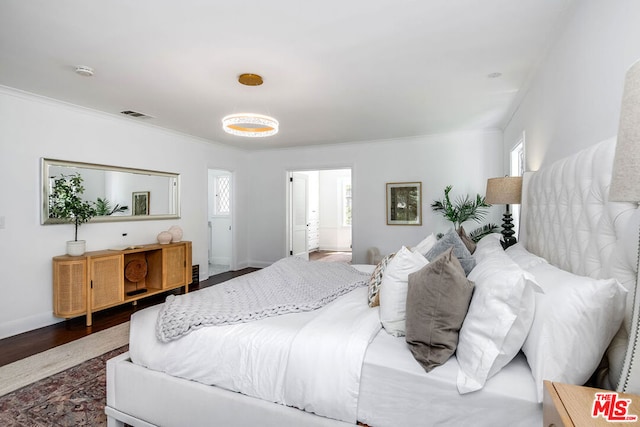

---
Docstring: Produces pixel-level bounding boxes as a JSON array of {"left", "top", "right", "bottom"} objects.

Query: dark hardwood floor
[{"left": 0, "top": 268, "right": 259, "bottom": 368}]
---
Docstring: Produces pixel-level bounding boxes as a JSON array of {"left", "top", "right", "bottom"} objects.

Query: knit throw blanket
[{"left": 156, "top": 257, "right": 369, "bottom": 342}]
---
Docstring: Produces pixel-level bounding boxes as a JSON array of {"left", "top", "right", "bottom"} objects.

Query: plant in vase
[
  {"left": 49, "top": 173, "right": 97, "bottom": 255},
  {"left": 431, "top": 185, "right": 498, "bottom": 242}
]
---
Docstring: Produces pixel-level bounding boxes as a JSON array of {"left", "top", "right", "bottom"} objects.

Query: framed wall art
[
  {"left": 132, "top": 191, "right": 150, "bottom": 216},
  {"left": 386, "top": 182, "right": 422, "bottom": 225}
]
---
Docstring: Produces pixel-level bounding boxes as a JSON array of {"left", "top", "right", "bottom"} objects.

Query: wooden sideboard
[{"left": 53, "top": 241, "right": 192, "bottom": 326}]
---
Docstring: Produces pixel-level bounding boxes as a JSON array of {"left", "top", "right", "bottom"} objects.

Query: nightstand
[{"left": 543, "top": 380, "right": 640, "bottom": 426}]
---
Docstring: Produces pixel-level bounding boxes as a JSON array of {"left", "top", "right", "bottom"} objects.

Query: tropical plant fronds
[
  {"left": 431, "top": 185, "right": 491, "bottom": 229},
  {"left": 469, "top": 223, "right": 500, "bottom": 243},
  {"left": 95, "top": 197, "right": 129, "bottom": 216}
]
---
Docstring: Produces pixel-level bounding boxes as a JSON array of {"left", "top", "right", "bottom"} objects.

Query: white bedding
[
  {"left": 358, "top": 331, "right": 541, "bottom": 427},
  {"left": 130, "top": 285, "right": 381, "bottom": 424},
  {"left": 131, "top": 263, "right": 541, "bottom": 427}
]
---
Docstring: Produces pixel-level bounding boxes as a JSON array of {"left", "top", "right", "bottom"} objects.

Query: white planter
[{"left": 66, "top": 240, "right": 86, "bottom": 256}]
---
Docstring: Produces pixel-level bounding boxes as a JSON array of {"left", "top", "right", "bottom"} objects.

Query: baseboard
[
  {"left": 0, "top": 311, "right": 60, "bottom": 340},
  {"left": 248, "top": 260, "right": 273, "bottom": 269}
]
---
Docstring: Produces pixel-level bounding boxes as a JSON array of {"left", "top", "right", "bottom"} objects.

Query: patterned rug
[{"left": 0, "top": 346, "right": 128, "bottom": 426}]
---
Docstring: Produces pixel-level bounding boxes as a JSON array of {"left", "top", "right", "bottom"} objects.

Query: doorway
[
  {"left": 287, "top": 168, "right": 352, "bottom": 262},
  {"left": 208, "top": 169, "right": 233, "bottom": 276}
]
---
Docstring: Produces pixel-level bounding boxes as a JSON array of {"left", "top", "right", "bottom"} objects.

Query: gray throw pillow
[
  {"left": 425, "top": 229, "right": 476, "bottom": 275},
  {"left": 405, "top": 247, "right": 475, "bottom": 372}
]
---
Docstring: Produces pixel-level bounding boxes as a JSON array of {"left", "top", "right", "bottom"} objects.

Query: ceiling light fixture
[
  {"left": 75, "top": 65, "right": 94, "bottom": 77},
  {"left": 238, "top": 73, "right": 264, "bottom": 86},
  {"left": 222, "top": 113, "right": 279, "bottom": 137}
]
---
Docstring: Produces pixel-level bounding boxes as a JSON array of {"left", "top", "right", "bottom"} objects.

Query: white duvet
[{"left": 129, "top": 286, "right": 381, "bottom": 424}]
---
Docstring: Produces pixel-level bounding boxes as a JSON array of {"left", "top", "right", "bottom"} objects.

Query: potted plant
[
  {"left": 431, "top": 185, "right": 498, "bottom": 242},
  {"left": 49, "top": 173, "right": 97, "bottom": 256}
]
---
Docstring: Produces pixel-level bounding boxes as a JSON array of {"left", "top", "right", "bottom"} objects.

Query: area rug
[
  {"left": 0, "top": 322, "right": 130, "bottom": 396},
  {"left": 0, "top": 345, "right": 128, "bottom": 426}
]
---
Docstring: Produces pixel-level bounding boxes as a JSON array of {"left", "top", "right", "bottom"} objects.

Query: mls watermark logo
[{"left": 592, "top": 392, "right": 638, "bottom": 422}]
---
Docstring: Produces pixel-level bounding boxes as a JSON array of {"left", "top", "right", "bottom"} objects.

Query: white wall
[
  {"left": 0, "top": 87, "right": 249, "bottom": 339},
  {"left": 504, "top": 0, "right": 640, "bottom": 171},
  {"left": 247, "top": 131, "right": 504, "bottom": 265}
]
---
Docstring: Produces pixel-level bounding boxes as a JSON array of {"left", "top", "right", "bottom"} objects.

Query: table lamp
[{"left": 485, "top": 176, "right": 523, "bottom": 249}]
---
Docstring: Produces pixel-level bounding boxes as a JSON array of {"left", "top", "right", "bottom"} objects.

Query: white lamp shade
[{"left": 610, "top": 59, "right": 640, "bottom": 202}]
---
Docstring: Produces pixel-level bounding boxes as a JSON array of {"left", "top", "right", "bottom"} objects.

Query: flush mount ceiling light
[
  {"left": 222, "top": 113, "right": 279, "bottom": 137},
  {"left": 238, "top": 73, "right": 263, "bottom": 86}
]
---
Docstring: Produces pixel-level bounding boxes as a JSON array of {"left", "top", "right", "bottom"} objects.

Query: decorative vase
[
  {"left": 157, "top": 231, "right": 172, "bottom": 245},
  {"left": 168, "top": 225, "right": 183, "bottom": 242},
  {"left": 66, "top": 240, "right": 86, "bottom": 256}
]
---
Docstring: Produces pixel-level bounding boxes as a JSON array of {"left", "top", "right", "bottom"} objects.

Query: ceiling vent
[{"left": 120, "top": 110, "right": 153, "bottom": 119}]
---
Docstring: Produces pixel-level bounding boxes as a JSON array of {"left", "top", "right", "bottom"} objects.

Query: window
[
  {"left": 215, "top": 175, "right": 231, "bottom": 215},
  {"left": 510, "top": 132, "right": 525, "bottom": 236},
  {"left": 511, "top": 135, "right": 525, "bottom": 176}
]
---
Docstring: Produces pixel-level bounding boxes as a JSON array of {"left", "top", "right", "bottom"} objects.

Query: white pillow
[
  {"left": 505, "top": 243, "right": 548, "bottom": 270},
  {"left": 414, "top": 233, "right": 437, "bottom": 255},
  {"left": 472, "top": 233, "right": 504, "bottom": 263},
  {"left": 456, "top": 248, "right": 540, "bottom": 394},
  {"left": 379, "top": 246, "right": 429, "bottom": 336},
  {"left": 522, "top": 262, "right": 627, "bottom": 402}
]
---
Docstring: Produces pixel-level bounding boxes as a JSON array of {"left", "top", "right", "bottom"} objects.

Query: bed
[{"left": 106, "top": 137, "right": 640, "bottom": 427}]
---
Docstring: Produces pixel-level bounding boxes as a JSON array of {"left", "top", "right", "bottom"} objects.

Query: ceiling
[{"left": 0, "top": 0, "right": 574, "bottom": 150}]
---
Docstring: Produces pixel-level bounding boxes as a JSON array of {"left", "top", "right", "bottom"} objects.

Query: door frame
[
  {"left": 285, "top": 166, "right": 353, "bottom": 259},
  {"left": 207, "top": 168, "right": 235, "bottom": 274}
]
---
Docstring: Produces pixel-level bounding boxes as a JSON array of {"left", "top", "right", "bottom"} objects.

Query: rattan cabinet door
[
  {"left": 53, "top": 258, "right": 87, "bottom": 317},
  {"left": 163, "top": 244, "right": 187, "bottom": 289},
  {"left": 90, "top": 254, "right": 124, "bottom": 309}
]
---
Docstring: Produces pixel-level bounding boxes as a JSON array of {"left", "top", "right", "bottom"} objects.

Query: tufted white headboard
[{"left": 519, "top": 137, "right": 640, "bottom": 392}]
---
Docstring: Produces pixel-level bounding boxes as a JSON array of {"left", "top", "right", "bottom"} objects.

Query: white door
[
  {"left": 291, "top": 172, "right": 309, "bottom": 260},
  {"left": 208, "top": 170, "right": 233, "bottom": 275}
]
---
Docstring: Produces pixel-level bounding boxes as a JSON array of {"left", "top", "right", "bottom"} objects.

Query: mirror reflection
[{"left": 41, "top": 158, "right": 180, "bottom": 224}]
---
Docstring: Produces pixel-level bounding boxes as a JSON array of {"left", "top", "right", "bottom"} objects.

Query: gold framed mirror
[{"left": 41, "top": 158, "right": 180, "bottom": 224}]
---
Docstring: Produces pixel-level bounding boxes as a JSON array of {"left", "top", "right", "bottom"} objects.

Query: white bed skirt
[{"left": 106, "top": 352, "right": 353, "bottom": 427}]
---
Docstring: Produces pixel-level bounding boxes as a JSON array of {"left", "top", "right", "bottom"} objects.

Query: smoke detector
[{"left": 75, "top": 66, "right": 94, "bottom": 77}]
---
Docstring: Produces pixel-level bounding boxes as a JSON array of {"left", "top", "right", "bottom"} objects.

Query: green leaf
[{"left": 48, "top": 173, "right": 97, "bottom": 240}]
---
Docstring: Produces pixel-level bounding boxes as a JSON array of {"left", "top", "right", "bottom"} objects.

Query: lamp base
[
  {"left": 500, "top": 211, "right": 517, "bottom": 250},
  {"left": 500, "top": 236, "right": 517, "bottom": 250}
]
